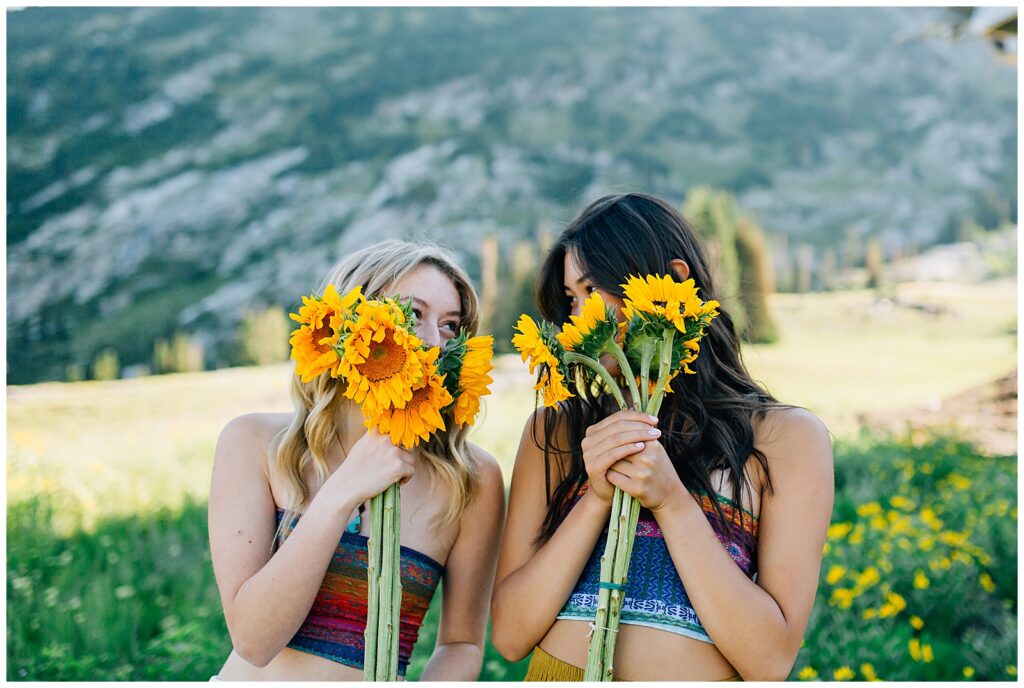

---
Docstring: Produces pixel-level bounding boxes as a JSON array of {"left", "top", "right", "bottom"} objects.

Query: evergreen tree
[
  {"left": 92, "top": 349, "right": 120, "bottom": 381},
  {"left": 682, "top": 187, "right": 748, "bottom": 334},
  {"left": 735, "top": 216, "right": 778, "bottom": 343}
]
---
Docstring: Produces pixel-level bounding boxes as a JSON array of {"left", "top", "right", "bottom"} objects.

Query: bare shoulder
[
  {"left": 753, "top": 406, "right": 834, "bottom": 487},
  {"left": 216, "top": 412, "right": 293, "bottom": 470},
  {"left": 466, "top": 442, "right": 506, "bottom": 496}
]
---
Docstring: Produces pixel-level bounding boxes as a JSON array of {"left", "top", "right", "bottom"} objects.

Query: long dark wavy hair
[{"left": 534, "top": 192, "right": 798, "bottom": 543}]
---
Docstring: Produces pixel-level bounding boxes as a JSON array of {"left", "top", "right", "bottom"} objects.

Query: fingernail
[
  {"left": 648, "top": 415, "right": 659, "bottom": 422},
  {"left": 635, "top": 442, "right": 645, "bottom": 448},
  {"left": 648, "top": 428, "right": 660, "bottom": 436}
]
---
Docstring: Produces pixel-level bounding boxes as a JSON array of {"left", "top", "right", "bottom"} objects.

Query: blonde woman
[{"left": 208, "top": 240, "right": 505, "bottom": 681}]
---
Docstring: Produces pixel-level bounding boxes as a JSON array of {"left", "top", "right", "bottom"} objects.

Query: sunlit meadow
[{"left": 7, "top": 281, "right": 1017, "bottom": 680}]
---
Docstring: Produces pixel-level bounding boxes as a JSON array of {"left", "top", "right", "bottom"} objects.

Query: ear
[{"left": 669, "top": 259, "right": 691, "bottom": 282}]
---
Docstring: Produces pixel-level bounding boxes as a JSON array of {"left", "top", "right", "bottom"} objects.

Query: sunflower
[
  {"left": 512, "top": 314, "right": 574, "bottom": 407},
  {"left": 338, "top": 298, "right": 427, "bottom": 411},
  {"left": 364, "top": 364, "right": 453, "bottom": 449},
  {"left": 556, "top": 291, "right": 619, "bottom": 358},
  {"left": 289, "top": 285, "right": 363, "bottom": 382},
  {"left": 621, "top": 274, "right": 698, "bottom": 319},
  {"left": 451, "top": 335, "right": 494, "bottom": 426}
]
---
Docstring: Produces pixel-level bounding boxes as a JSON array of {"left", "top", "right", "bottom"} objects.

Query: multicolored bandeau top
[
  {"left": 556, "top": 483, "right": 759, "bottom": 644},
  {"left": 274, "top": 507, "right": 443, "bottom": 675}
]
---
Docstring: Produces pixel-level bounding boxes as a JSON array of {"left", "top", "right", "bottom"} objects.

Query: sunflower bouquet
[
  {"left": 512, "top": 274, "right": 719, "bottom": 681},
  {"left": 289, "top": 284, "right": 493, "bottom": 681}
]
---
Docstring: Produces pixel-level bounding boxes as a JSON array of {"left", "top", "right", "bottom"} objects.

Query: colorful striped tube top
[
  {"left": 274, "top": 507, "right": 444, "bottom": 675},
  {"left": 556, "top": 485, "right": 759, "bottom": 644}
]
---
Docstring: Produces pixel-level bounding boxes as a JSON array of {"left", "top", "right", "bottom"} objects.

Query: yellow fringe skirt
[{"left": 524, "top": 645, "right": 742, "bottom": 681}]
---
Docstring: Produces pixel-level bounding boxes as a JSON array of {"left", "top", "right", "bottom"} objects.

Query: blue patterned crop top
[{"left": 556, "top": 484, "right": 759, "bottom": 644}]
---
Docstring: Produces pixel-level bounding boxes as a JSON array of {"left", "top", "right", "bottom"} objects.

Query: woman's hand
[
  {"left": 323, "top": 429, "right": 415, "bottom": 506},
  {"left": 606, "top": 434, "right": 687, "bottom": 513},
  {"left": 580, "top": 410, "right": 661, "bottom": 504}
]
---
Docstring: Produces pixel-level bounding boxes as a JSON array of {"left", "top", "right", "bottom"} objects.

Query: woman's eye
[
  {"left": 586, "top": 285, "right": 598, "bottom": 294},
  {"left": 443, "top": 321, "right": 459, "bottom": 333},
  {"left": 412, "top": 308, "right": 422, "bottom": 320}
]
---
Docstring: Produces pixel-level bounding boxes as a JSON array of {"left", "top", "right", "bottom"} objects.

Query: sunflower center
[
  {"left": 407, "top": 383, "right": 432, "bottom": 408},
  {"left": 653, "top": 300, "right": 667, "bottom": 308},
  {"left": 311, "top": 323, "right": 333, "bottom": 354},
  {"left": 357, "top": 332, "right": 407, "bottom": 381}
]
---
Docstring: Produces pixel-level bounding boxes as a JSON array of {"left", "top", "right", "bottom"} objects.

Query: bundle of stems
[
  {"left": 579, "top": 332, "right": 675, "bottom": 681},
  {"left": 364, "top": 483, "right": 402, "bottom": 681}
]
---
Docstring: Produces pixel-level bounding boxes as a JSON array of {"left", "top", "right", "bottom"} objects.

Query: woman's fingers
[
  {"left": 586, "top": 421, "right": 660, "bottom": 452},
  {"left": 590, "top": 426, "right": 660, "bottom": 456},
  {"left": 588, "top": 410, "right": 659, "bottom": 435}
]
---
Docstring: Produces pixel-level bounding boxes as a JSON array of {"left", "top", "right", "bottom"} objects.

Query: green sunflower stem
[
  {"left": 646, "top": 329, "right": 675, "bottom": 417},
  {"left": 363, "top": 491, "right": 385, "bottom": 681},
  {"left": 584, "top": 486, "right": 623, "bottom": 680},
  {"left": 638, "top": 339, "right": 656, "bottom": 412},
  {"left": 364, "top": 482, "right": 402, "bottom": 681},
  {"left": 563, "top": 352, "right": 629, "bottom": 410},
  {"left": 586, "top": 329, "right": 679, "bottom": 680},
  {"left": 602, "top": 340, "right": 642, "bottom": 411}
]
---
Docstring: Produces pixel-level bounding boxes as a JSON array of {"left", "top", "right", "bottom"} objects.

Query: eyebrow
[
  {"left": 564, "top": 273, "right": 594, "bottom": 290},
  {"left": 412, "top": 296, "right": 461, "bottom": 318}
]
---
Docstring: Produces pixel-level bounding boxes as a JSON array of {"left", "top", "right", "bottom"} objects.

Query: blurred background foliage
[{"left": 6, "top": 6, "right": 1017, "bottom": 384}]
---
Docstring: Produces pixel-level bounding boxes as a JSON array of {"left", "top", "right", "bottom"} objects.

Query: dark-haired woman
[{"left": 490, "top": 192, "right": 834, "bottom": 681}]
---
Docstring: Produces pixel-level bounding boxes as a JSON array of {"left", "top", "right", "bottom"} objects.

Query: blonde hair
[{"left": 271, "top": 239, "right": 482, "bottom": 546}]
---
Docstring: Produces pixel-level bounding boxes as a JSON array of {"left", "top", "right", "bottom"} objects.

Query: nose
[{"left": 416, "top": 321, "right": 442, "bottom": 349}]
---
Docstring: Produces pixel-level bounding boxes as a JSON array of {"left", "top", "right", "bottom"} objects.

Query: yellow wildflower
[
  {"left": 939, "top": 530, "right": 968, "bottom": 547},
  {"left": 856, "top": 502, "right": 882, "bottom": 517},
  {"left": 890, "top": 495, "right": 915, "bottom": 510},
  {"left": 856, "top": 566, "right": 880, "bottom": 589},
  {"left": 826, "top": 565, "right": 846, "bottom": 585},
  {"left": 830, "top": 588, "right": 855, "bottom": 609},
  {"left": 1008, "top": 666, "right": 1017, "bottom": 676},
  {"left": 980, "top": 572, "right": 996, "bottom": 593},
  {"left": 849, "top": 526, "right": 865, "bottom": 545},
  {"left": 946, "top": 472, "right": 972, "bottom": 490},
  {"left": 920, "top": 507, "right": 942, "bottom": 531},
  {"left": 908, "top": 638, "right": 921, "bottom": 661},
  {"left": 910, "top": 615, "right": 924, "bottom": 630},
  {"left": 962, "top": 667, "right": 975, "bottom": 678},
  {"left": 833, "top": 666, "right": 855, "bottom": 681},
  {"left": 797, "top": 666, "right": 818, "bottom": 680},
  {"left": 922, "top": 643, "right": 934, "bottom": 663},
  {"left": 913, "top": 570, "right": 930, "bottom": 589},
  {"left": 827, "top": 522, "right": 852, "bottom": 540},
  {"left": 918, "top": 535, "right": 935, "bottom": 551},
  {"left": 860, "top": 663, "right": 878, "bottom": 681},
  {"left": 870, "top": 514, "right": 888, "bottom": 531},
  {"left": 862, "top": 607, "right": 877, "bottom": 619}
]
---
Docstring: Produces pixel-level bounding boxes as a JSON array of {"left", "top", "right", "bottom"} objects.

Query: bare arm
[
  {"left": 208, "top": 416, "right": 413, "bottom": 667},
  {"left": 418, "top": 447, "right": 506, "bottom": 681},
  {"left": 490, "top": 409, "right": 659, "bottom": 661},
  {"left": 610, "top": 407, "right": 835, "bottom": 681}
]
